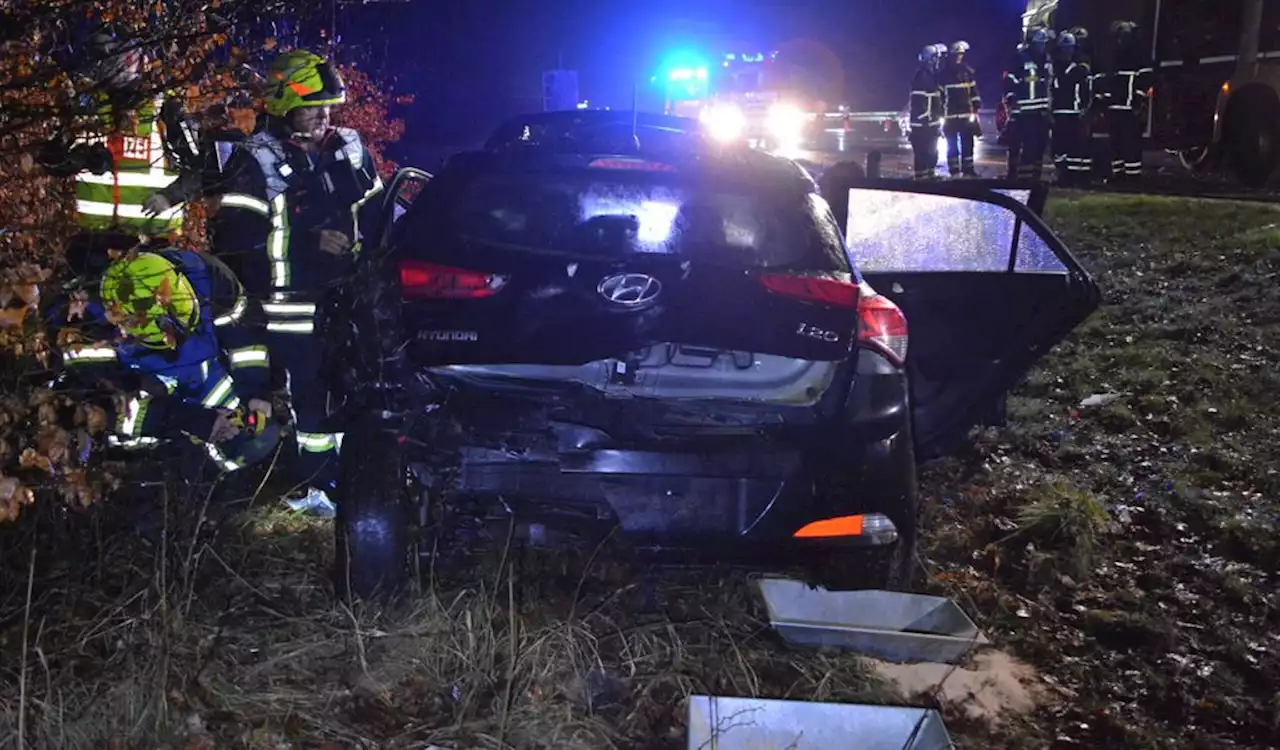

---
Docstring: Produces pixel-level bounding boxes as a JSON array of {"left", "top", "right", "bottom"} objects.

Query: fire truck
[
  {"left": 1029, "top": 0, "right": 1280, "bottom": 186},
  {"left": 662, "top": 48, "right": 832, "bottom": 150}
]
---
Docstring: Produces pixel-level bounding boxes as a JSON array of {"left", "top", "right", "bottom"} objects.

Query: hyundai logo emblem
[{"left": 597, "top": 273, "right": 662, "bottom": 307}]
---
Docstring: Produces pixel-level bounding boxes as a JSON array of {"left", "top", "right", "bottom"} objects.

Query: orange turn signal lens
[{"left": 792, "top": 514, "right": 865, "bottom": 538}]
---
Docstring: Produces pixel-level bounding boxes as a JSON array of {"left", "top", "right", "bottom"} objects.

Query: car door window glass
[
  {"left": 843, "top": 189, "right": 1016, "bottom": 272},
  {"left": 1015, "top": 221, "right": 1068, "bottom": 273}
]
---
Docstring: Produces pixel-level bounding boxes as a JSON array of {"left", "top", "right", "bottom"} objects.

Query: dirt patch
[{"left": 870, "top": 649, "right": 1044, "bottom": 725}]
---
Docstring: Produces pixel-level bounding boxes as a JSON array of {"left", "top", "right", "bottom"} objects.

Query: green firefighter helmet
[
  {"left": 264, "top": 50, "right": 347, "bottom": 118},
  {"left": 99, "top": 251, "right": 200, "bottom": 350}
]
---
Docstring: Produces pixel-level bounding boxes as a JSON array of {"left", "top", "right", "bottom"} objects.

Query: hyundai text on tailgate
[{"left": 325, "top": 110, "right": 1100, "bottom": 598}]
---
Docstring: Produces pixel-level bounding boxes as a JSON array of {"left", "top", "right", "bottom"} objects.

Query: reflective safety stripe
[
  {"left": 228, "top": 345, "right": 270, "bottom": 367},
  {"left": 63, "top": 346, "right": 118, "bottom": 364},
  {"left": 214, "top": 296, "right": 247, "bottom": 327},
  {"left": 262, "top": 301, "right": 316, "bottom": 317},
  {"left": 220, "top": 193, "right": 271, "bottom": 216},
  {"left": 296, "top": 431, "right": 339, "bottom": 453},
  {"left": 107, "top": 434, "right": 160, "bottom": 449},
  {"left": 117, "top": 397, "right": 149, "bottom": 437},
  {"left": 77, "top": 171, "right": 177, "bottom": 188},
  {"left": 201, "top": 375, "right": 235, "bottom": 408},
  {"left": 268, "top": 194, "right": 291, "bottom": 289},
  {"left": 75, "top": 200, "right": 183, "bottom": 221},
  {"left": 266, "top": 320, "right": 315, "bottom": 334},
  {"left": 205, "top": 442, "right": 244, "bottom": 472}
]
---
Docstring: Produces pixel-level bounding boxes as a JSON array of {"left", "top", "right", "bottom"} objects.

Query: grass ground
[{"left": 1, "top": 193, "right": 1278, "bottom": 749}]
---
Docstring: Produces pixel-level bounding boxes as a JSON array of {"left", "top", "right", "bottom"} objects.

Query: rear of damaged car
[
  {"left": 331, "top": 146, "right": 920, "bottom": 597},
  {"left": 330, "top": 116, "right": 1100, "bottom": 599}
]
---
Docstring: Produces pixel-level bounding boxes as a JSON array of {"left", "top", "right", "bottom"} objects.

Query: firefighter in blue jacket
[
  {"left": 1004, "top": 28, "right": 1053, "bottom": 180},
  {"left": 909, "top": 44, "right": 945, "bottom": 179},
  {"left": 211, "top": 50, "right": 385, "bottom": 510},
  {"left": 47, "top": 250, "right": 273, "bottom": 470}
]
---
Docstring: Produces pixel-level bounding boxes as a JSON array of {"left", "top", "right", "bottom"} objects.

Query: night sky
[{"left": 339, "top": 0, "right": 1034, "bottom": 155}]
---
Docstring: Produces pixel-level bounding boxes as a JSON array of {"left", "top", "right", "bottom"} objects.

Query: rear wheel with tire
[
  {"left": 334, "top": 418, "right": 411, "bottom": 599},
  {"left": 1226, "top": 92, "right": 1280, "bottom": 187}
]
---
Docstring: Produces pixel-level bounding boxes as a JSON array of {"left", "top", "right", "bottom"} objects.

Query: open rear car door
[{"left": 818, "top": 175, "right": 1101, "bottom": 460}]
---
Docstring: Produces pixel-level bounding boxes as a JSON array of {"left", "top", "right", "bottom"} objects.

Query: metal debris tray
[
  {"left": 687, "top": 695, "right": 953, "bottom": 750},
  {"left": 756, "top": 578, "right": 989, "bottom": 664}
]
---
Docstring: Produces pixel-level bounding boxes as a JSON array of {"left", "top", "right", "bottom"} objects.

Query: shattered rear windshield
[{"left": 445, "top": 171, "right": 850, "bottom": 270}]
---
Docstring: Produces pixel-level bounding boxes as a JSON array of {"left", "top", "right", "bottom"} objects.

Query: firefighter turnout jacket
[
  {"left": 213, "top": 127, "right": 384, "bottom": 336},
  {"left": 940, "top": 61, "right": 982, "bottom": 122},
  {"left": 72, "top": 93, "right": 186, "bottom": 236},
  {"left": 909, "top": 67, "right": 943, "bottom": 128},
  {"left": 47, "top": 249, "right": 256, "bottom": 470},
  {"left": 1052, "top": 60, "right": 1094, "bottom": 116},
  {"left": 1004, "top": 50, "right": 1052, "bottom": 115},
  {"left": 1098, "top": 48, "right": 1153, "bottom": 113}
]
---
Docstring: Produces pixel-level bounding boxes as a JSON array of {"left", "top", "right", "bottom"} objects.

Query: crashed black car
[{"left": 325, "top": 110, "right": 1100, "bottom": 598}]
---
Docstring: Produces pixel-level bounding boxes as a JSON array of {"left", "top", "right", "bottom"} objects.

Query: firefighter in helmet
[
  {"left": 1099, "top": 21, "right": 1153, "bottom": 181},
  {"left": 45, "top": 249, "right": 275, "bottom": 472},
  {"left": 211, "top": 50, "right": 385, "bottom": 513},
  {"left": 36, "top": 27, "right": 188, "bottom": 276},
  {"left": 909, "top": 44, "right": 945, "bottom": 179},
  {"left": 1051, "top": 31, "right": 1094, "bottom": 186},
  {"left": 1004, "top": 27, "right": 1053, "bottom": 181},
  {"left": 940, "top": 40, "right": 982, "bottom": 177}
]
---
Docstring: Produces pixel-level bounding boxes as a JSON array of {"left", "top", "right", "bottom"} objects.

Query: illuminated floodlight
[
  {"left": 766, "top": 101, "right": 807, "bottom": 149},
  {"left": 700, "top": 102, "right": 746, "bottom": 142}
]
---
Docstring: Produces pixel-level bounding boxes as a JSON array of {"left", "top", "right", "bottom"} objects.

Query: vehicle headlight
[
  {"left": 700, "top": 103, "right": 746, "bottom": 142},
  {"left": 766, "top": 102, "right": 807, "bottom": 142}
]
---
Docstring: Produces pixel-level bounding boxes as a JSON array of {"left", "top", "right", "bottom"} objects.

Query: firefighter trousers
[
  {"left": 1012, "top": 113, "right": 1050, "bottom": 181},
  {"left": 1052, "top": 114, "right": 1091, "bottom": 186},
  {"left": 909, "top": 125, "right": 940, "bottom": 179},
  {"left": 268, "top": 329, "right": 341, "bottom": 491},
  {"left": 943, "top": 119, "right": 976, "bottom": 176},
  {"left": 1109, "top": 109, "right": 1144, "bottom": 180}
]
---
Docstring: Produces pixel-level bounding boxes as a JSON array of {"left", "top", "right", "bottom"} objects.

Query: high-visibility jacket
[
  {"left": 1052, "top": 61, "right": 1094, "bottom": 116},
  {"left": 1004, "top": 51, "right": 1053, "bottom": 114},
  {"left": 212, "top": 126, "right": 385, "bottom": 336},
  {"left": 939, "top": 62, "right": 982, "bottom": 120},
  {"left": 72, "top": 94, "right": 186, "bottom": 235},
  {"left": 47, "top": 249, "right": 256, "bottom": 469},
  {"left": 1097, "top": 47, "right": 1154, "bottom": 112},
  {"left": 909, "top": 68, "right": 943, "bottom": 128}
]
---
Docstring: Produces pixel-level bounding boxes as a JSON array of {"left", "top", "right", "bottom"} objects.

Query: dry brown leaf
[
  {"left": 19, "top": 447, "right": 53, "bottom": 473},
  {"left": 0, "top": 307, "right": 28, "bottom": 329}
]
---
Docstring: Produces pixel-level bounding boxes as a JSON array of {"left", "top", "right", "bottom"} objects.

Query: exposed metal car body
[{"left": 325, "top": 109, "right": 1100, "bottom": 598}]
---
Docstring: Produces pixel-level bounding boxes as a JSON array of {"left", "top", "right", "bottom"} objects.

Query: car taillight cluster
[
  {"left": 398, "top": 260, "right": 507, "bottom": 300},
  {"left": 757, "top": 273, "right": 908, "bottom": 364},
  {"left": 856, "top": 286, "right": 908, "bottom": 365}
]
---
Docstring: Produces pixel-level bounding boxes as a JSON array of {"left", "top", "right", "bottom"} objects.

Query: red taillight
[
  {"left": 857, "top": 289, "right": 908, "bottom": 364},
  {"left": 398, "top": 260, "right": 507, "bottom": 300},
  {"left": 758, "top": 273, "right": 859, "bottom": 309}
]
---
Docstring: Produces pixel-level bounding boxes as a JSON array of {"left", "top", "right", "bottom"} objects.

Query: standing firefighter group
[
  {"left": 909, "top": 20, "right": 1153, "bottom": 185},
  {"left": 34, "top": 29, "right": 385, "bottom": 517}
]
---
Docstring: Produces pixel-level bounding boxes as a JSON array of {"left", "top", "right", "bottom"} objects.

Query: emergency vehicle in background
[
  {"left": 1033, "top": 0, "right": 1280, "bottom": 186},
  {"left": 662, "top": 48, "right": 831, "bottom": 150}
]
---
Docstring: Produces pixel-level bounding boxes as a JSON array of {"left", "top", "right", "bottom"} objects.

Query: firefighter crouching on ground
[
  {"left": 45, "top": 250, "right": 275, "bottom": 472},
  {"left": 1004, "top": 28, "right": 1053, "bottom": 181},
  {"left": 909, "top": 44, "right": 945, "bottom": 180},
  {"left": 1051, "top": 31, "right": 1094, "bottom": 186},
  {"left": 1099, "top": 21, "right": 1153, "bottom": 182},
  {"left": 212, "top": 50, "right": 385, "bottom": 511},
  {"left": 35, "top": 29, "right": 188, "bottom": 277},
  {"left": 940, "top": 40, "right": 982, "bottom": 177}
]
